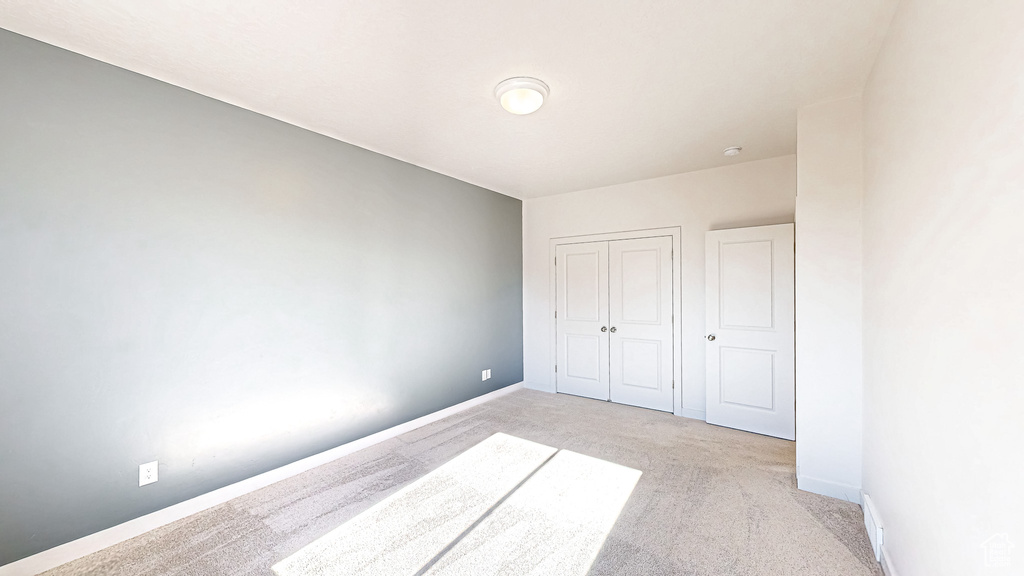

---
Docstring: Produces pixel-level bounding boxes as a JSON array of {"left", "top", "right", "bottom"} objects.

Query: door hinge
[
  {"left": 554, "top": 256, "right": 557, "bottom": 266},
  {"left": 554, "top": 310, "right": 557, "bottom": 318},
  {"left": 554, "top": 364, "right": 557, "bottom": 373},
  {"left": 672, "top": 379, "right": 675, "bottom": 389}
]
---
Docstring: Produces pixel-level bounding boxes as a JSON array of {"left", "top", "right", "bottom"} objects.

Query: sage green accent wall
[{"left": 0, "top": 29, "right": 523, "bottom": 565}]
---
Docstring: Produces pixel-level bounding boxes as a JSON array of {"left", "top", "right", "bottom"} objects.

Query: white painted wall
[
  {"left": 861, "top": 0, "right": 1024, "bottom": 574},
  {"left": 794, "top": 96, "right": 864, "bottom": 503},
  {"left": 523, "top": 156, "right": 796, "bottom": 418}
]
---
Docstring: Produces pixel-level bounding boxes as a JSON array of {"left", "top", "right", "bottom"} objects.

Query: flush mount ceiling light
[
  {"left": 495, "top": 77, "right": 549, "bottom": 115},
  {"left": 723, "top": 146, "right": 743, "bottom": 156}
]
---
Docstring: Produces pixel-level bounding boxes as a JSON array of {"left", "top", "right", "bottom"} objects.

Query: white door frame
[{"left": 549, "top": 227, "right": 683, "bottom": 416}]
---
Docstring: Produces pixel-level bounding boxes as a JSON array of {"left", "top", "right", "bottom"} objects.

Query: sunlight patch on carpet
[
  {"left": 272, "top": 433, "right": 640, "bottom": 576},
  {"left": 423, "top": 449, "right": 642, "bottom": 576},
  {"left": 272, "top": 433, "right": 555, "bottom": 576}
]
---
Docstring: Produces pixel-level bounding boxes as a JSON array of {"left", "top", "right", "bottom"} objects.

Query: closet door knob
[
  {"left": 601, "top": 326, "right": 608, "bottom": 332},
  {"left": 610, "top": 327, "right": 617, "bottom": 333},
  {"left": 707, "top": 334, "right": 716, "bottom": 341}
]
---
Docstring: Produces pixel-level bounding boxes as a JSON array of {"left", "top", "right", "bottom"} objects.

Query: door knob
[
  {"left": 601, "top": 326, "right": 608, "bottom": 332},
  {"left": 610, "top": 327, "right": 617, "bottom": 333},
  {"left": 707, "top": 334, "right": 716, "bottom": 341}
]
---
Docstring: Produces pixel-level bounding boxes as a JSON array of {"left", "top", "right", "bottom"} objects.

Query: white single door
[
  {"left": 555, "top": 241, "right": 610, "bottom": 400},
  {"left": 609, "top": 237, "right": 674, "bottom": 412},
  {"left": 705, "top": 224, "right": 795, "bottom": 440}
]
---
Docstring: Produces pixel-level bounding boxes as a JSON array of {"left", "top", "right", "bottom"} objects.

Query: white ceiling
[{"left": 0, "top": 1, "right": 898, "bottom": 198}]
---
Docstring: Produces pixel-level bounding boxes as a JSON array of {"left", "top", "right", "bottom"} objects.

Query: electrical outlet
[
  {"left": 139, "top": 461, "right": 158, "bottom": 486},
  {"left": 487, "top": 369, "right": 492, "bottom": 379},
  {"left": 482, "top": 369, "right": 492, "bottom": 381}
]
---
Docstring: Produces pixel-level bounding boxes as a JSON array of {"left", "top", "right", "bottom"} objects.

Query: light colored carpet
[
  {"left": 423, "top": 447, "right": 642, "bottom": 576},
  {"left": 272, "top": 433, "right": 561, "bottom": 576},
  {"left": 43, "top": 389, "right": 882, "bottom": 576}
]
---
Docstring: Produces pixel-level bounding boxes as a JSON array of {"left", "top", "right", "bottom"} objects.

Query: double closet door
[{"left": 555, "top": 236, "right": 674, "bottom": 412}]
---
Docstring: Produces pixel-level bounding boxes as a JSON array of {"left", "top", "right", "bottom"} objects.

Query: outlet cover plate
[{"left": 139, "top": 461, "right": 158, "bottom": 486}]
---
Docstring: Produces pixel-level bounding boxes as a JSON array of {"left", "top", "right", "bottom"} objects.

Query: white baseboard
[
  {"left": 862, "top": 493, "right": 884, "bottom": 561},
  {"left": 880, "top": 544, "right": 900, "bottom": 576},
  {"left": 796, "top": 474, "right": 862, "bottom": 504},
  {"left": 0, "top": 382, "right": 524, "bottom": 576},
  {"left": 522, "top": 380, "right": 555, "bottom": 393},
  {"left": 678, "top": 408, "right": 706, "bottom": 421}
]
